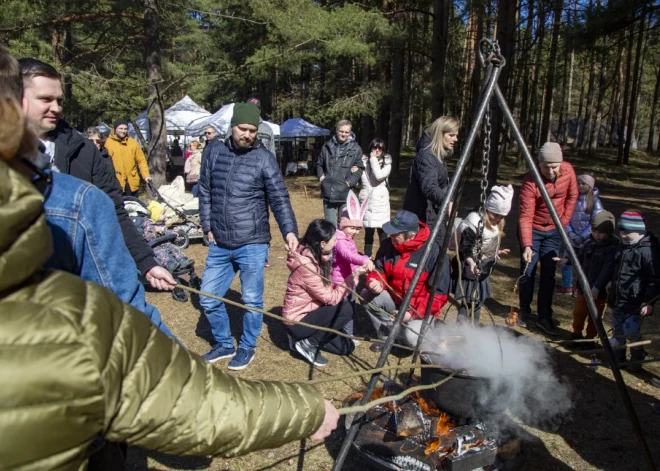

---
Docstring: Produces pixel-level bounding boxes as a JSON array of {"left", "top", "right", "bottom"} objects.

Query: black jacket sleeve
[
  {"left": 316, "top": 145, "right": 328, "bottom": 179},
  {"left": 90, "top": 146, "right": 157, "bottom": 275},
  {"left": 415, "top": 150, "right": 448, "bottom": 207},
  {"left": 345, "top": 144, "right": 364, "bottom": 188},
  {"left": 459, "top": 226, "right": 477, "bottom": 262}
]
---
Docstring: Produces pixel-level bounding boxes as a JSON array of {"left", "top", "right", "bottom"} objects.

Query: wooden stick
[
  {"left": 550, "top": 331, "right": 660, "bottom": 344},
  {"left": 336, "top": 372, "right": 457, "bottom": 416},
  {"left": 556, "top": 340, "right": 651, "bottom": 356},
  {"left": 303, "top": 363, "right": 454, "bottom": 385},
  {"left": 303, "top": 185, "right": 308, "bottom": 202}
]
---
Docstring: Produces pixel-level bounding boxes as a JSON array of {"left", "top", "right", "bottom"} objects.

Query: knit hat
[
  {"left": 592, "top": 211, "right": 615, "bottom": 235},
  {"left": 485, "top": 184, "right": 514, "bottom": 216},
  {"left": 339, "top": 209, "right": 362, "bottom": 229},
  {"left": 538, "top": 142, "right": 563, "bottom": 163},
  {"left": 618, "top": 210, "right": 646, "bottom": 233},
  {"left": 578, "top": 174, "right": 595, "bottom": 189},
  {"left": 230, "top": 103, "right": 260, "bottom": 128},
  {"left": 113, "top": 118, "right": 129, "bottom": 129}
]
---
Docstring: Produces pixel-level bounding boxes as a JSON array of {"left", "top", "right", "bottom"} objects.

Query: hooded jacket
[
  {"left": 283, "top": 246, "right": 356, "bottom": 325},
  {"left": 574, "top": 235, "right": 619, "bottom": 295},
  {"left": 519, "top": 161, "right": 579, "bottom": 248},
  {"left": 566, "top": 188, "right": 604, "bottom": 247},
  {"left": 366, "top": 223, "right": 449, "bottom": 318},
  {"left": 104, "top": 131, "right": 150, "bottom": 192},
  {"left": 609, "top": 233, "right": 660, "bottom": 312},
  {"left": 199, "top": 137, "right": 297, "bottom": 248},
  {"left": 359, "top": 152, "right": 392, "bottom": 228},
  {"left": 331, "top": 229, "right": 371, "bottom": 284},
  {"left": 49, "top": 119, "right": 157, "bottom": 275},
  {"left": 402, "top": 132, "right": 449, "bottom": 229},
  {"left": 316, "top": 133, "right": 364, "bottom": 203},
  {"left": 0, "top": 160, "right": 325, "bottom": 470}
]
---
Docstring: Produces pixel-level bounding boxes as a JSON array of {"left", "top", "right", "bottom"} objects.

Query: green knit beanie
[{"left": 230, "top": 103, "right": 260, "bottom": 128}]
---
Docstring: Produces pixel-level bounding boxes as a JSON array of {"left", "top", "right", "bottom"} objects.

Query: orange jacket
[
  {"left": 105, "top": 132, "right": 149, "bottom": 192},
  {"left": 519, "top": 161, "right": 578, "bottom": 248}
]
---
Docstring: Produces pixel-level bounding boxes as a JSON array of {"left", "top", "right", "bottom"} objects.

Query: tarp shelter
[
  {"left": 280, "top": 118, "right": 330, "bottom": 139},
  {"left": 263, "top": 120, "right": 280, "bottom": 137},
  {"left": 186, "top": 103, "right": 234, "bottom": 137},
  {"left": 164, "top": 95, "right": 211, "bottom": 135},
  {"left": 95, "top": 122, "right": 112, "bottom": 137}
]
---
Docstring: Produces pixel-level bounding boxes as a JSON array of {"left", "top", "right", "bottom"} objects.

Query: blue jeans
[
  {"left": 518, "top": 228, "right": 562, "bottom": 322},
  {"left": 612, "top": 308, "right": 644, "bottom": 359},
  {"left": 560, "top": 248, "right": 573, "bottom": 288},
  {"left": 192, "top": 183, "right": 199, "bottom": 197},
  {"left": 200, "top": 243, "right": 268, "bottom": 350}
]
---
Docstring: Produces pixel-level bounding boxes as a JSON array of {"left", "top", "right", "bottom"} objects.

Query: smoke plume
[{"left": 418, "top": 322, "right": 573, "bottom": 429}]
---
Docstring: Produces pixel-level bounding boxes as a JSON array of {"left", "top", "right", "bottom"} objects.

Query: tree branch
[{"left": 0, "top": 12, "right": 142, "bottom": 34}]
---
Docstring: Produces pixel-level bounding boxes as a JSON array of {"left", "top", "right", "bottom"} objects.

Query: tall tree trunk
[
  {"left": 530, "top": 1, "right": 546, "bottom": 154},
  {"left": 517, "top": 0, "right": 534, "bottom": 167},
  {"left": 431, "top": 0, "right": 449, "bottom": 118},
  {"left": 647, "top": 66, "right": 660, "bottom": 153},
  {"left": 589, "top": 41, "right": 608, "bottom": 154},
  {"left": 404, "top": 13, "right": 415, "bottom": 148},
  {"left": 581, "top": 32, "right": 597, "bottom": 149},
  {"left": 573, "top": 55, "right": 586, "bottom": 148},
  {"left": 624, "top": 16, "right": 646, "bottom": 164},
  {"left": 487, "top": 0, "right": 517, "bottom": 185},
  {"left": 540, "top": 0, "right": 562, "bottom": 144},
  {"left": 618, "top": 22, "right": 636, "bottom": 164},
  {"left": 607, "top": 30, "right": 625, "bottom": 147},
  {"left": 144, "top": 0, "right": 167, "bottom": 187},
  {"left": 388, "top": 11, "right": 406, "bottom": 177}
]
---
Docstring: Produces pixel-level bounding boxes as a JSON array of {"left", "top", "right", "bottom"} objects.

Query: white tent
[
  {"left": 164, "top": 95, "right": 211, "bottom": 135},
  {"left": 185, "top": 103, "right": 234, "bottom": 137},
  {"left": 263, "top": 120, "right": 280, "bottom": 137}
]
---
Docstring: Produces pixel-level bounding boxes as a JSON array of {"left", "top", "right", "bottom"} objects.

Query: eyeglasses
[
  {"left": 204, "top": 131, "right": 214, "bottom": 135},
  {"left": 372, "top": 145, "right": 384, "bottom": 150}
]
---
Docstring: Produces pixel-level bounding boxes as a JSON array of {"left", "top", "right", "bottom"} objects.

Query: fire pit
[{"left": 344, "top": 380, "right": 516, "bottom": 471}]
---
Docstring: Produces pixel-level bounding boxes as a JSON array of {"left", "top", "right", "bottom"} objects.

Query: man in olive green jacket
[{"left": 0, "top": 105, "right": 336, "bottom": 469}]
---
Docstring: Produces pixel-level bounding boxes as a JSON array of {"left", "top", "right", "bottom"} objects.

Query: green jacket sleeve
[{"left": 86, "top": 281, "right": 326, "bottom": 456}]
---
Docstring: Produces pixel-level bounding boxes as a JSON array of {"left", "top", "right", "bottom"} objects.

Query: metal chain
[{"left": 474, "top": 104, "right": 492, "bottom": 272}]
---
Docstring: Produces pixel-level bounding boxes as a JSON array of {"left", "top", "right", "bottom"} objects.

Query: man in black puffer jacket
[
  {"left": 19, "top": 58, "right": 176, "bottom": 290},
  {"left": 199, "top": 103, "right": 299, "bottom": 370},
  {"left": 316, "top": 119, "right": 364, "bottom": 227}
]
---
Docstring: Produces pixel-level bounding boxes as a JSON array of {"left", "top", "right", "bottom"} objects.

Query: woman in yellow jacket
[
  {"left": 104, "top": 119, "right": 151, "bottom": 196},
  {"left": 0, "top": 95, "right": 337, "bottom": 471}
]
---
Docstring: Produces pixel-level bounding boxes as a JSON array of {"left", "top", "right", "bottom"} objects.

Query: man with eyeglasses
[{"left": 316, "top": 119, "right": 364, "bottom": 227}]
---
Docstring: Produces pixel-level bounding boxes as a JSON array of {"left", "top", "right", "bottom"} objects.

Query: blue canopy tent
[{"left": 279, "top": 118, "right": 330, "bottom": 139}]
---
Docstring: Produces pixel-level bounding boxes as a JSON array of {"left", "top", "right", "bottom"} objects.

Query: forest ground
[{"left": 128, "top": 147, "right": 660, "bottom": 470}]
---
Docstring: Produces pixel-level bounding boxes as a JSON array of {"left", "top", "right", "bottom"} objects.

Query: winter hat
[
  {"left": 113, "top": 118, "right": 129, "bottom": 129},
  {"left": 618, "top": 210, "right": 646, "bottom": 233},
  {"left": 538, "top": 142, "right": 563, "bottom": 164},
  {"left": 339, "top": 190, "right": 368, "bottom": 229},
  {"left": 578, "top": 174, "right": 595, "bottom": 189},
  {"left": 485, "top": 184, "right": 514, "bottom": 216},
  {"left": 230, "top": 103, "right": 260, "bottom": 128},
  {"left": 592, "top": 211, "right": 615, "bottom": 235}
]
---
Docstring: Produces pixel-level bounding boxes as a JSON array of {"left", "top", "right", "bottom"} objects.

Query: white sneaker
[{"left": 294, "top": 339, "right": 328, "bottom": 367}]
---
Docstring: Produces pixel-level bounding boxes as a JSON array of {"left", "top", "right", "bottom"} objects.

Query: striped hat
[{"left": 618, "top": 211, "right": 646, "bottom": 233}]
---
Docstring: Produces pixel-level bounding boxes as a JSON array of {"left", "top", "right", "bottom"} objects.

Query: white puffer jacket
[{"left": 359, "top": 153, "right": 392, "bottom": 228}]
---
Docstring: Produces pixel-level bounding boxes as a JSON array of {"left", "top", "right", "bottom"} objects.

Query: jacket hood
[
  {"left": 331, "top": 132, "right": 356, "bottom": 146},
  {"left": 393, "top": 222, "right": 430, "bottom": 253},
  {"left": 636, "top": 232, "right": 657, "bottom": 248},
  {"left": 417, "top": 131, "right": 432, "bottom": 153},
  {"left": 286, "top": 246, "right": 319, "bottom": 273},
  {"left": 0, "top": 161, "right": 52, "bottom": 292}
]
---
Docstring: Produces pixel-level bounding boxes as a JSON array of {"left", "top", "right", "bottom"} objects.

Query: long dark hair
[
  {"left": 369, "top": 138, "right": 386, "bottom": 154},
  {"left": 301, "top": 219, "right": 336, "bottom": 284}
]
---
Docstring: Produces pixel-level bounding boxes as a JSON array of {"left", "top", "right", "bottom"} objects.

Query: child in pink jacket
[{"left": 331, "top": 191, "right": 374, "bottom": 336}]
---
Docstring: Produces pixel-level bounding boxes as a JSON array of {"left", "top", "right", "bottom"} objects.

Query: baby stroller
[
  {"left": 146, "top": 178, "right": 207, "bottom": 248},
  {"left": 124, "top": 196, "right": 201, "bottom": 303}
]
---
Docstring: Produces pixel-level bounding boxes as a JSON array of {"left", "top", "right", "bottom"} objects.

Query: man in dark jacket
[
  {"left": 316, "top": 119, "right": 364, "bottom": 226},
  {"left": 19, "top": 57, "right": 176, "bottom": 290},
  {"left": 199, "top": 103, "right": 298, "bottom": 370}
]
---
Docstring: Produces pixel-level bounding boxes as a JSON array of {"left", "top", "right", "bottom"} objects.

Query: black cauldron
[{"left": 420, "top": 351, "right": 490, "bottom": 424}]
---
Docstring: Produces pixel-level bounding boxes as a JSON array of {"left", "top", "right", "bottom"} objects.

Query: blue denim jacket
[{"left": 43, "top": 171, "right": 177, "bottom": 341}]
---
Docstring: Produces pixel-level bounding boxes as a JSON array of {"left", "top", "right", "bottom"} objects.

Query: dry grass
[{"left": 130, "top": 147, "right": 660, "bottom": 470}]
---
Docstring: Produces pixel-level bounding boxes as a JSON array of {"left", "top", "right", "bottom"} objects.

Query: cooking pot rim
[{"left": 420, "top": 350, "right": 485, "bottom": 380}]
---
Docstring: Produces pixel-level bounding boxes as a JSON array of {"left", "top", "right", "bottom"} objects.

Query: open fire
[{"left": 345, "top": 380, "right": 509, "bottom": 471}]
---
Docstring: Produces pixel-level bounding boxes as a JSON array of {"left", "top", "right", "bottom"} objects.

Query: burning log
[{"left": 394, "top": 401, "right": 425, "bottom": 438}]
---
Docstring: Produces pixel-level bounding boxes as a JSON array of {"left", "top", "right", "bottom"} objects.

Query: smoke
[{"left": 419, "top": 322, "right": 573, "bottom": 429}]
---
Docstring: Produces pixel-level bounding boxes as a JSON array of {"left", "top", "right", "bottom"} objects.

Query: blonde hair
[
  {"left": 336, "top": 119, "right": 352, "bottom": 130},
  {"left": 485, "top": 211, "right": 506, "bottom": 236},
  {"left": 190, "top": 141, "right": 201, "bottom": 150},
  {"left": 425, "top": 116, "right": 459, "bottom": 162}
]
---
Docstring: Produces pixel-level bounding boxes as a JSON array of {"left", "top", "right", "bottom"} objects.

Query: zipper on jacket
[{"left": 224, "top": 153, "right": 238, "bottom": 246}]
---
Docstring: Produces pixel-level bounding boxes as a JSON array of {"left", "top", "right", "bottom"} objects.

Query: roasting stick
[
  {"left": 336, "top": 372, "right": 458, "bottom": 416},
  {"left": 303, "top": 363, "right": 456, "bottom": 385},
  {"left": 549, "top": 331, "right": 660, "bottom": 344},
  {"left": 175, "top": 283, "right": 417, "bottom": 351}
]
